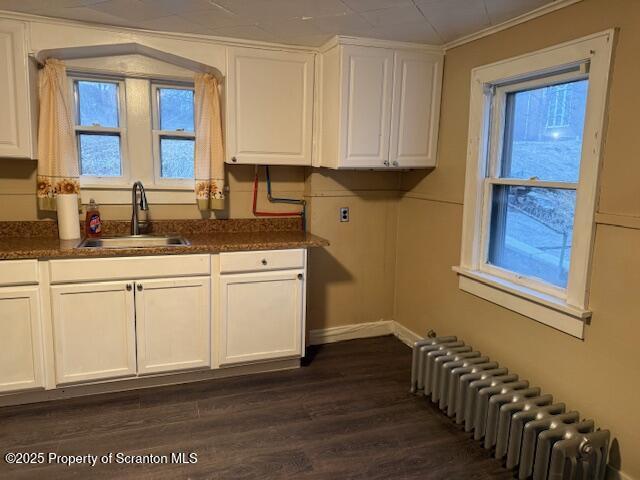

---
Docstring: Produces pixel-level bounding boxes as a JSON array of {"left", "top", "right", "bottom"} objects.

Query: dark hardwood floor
[{"left": 0, "top": 336, "right": 512, "bottom": 479}]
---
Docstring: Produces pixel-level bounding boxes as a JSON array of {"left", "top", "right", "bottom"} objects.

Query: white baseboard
[
  {"left": 308, "top": 320, "right": 424, "bottom": 347},
  {"left": 391, "top": 321, "right": 423, "bottom": 347},
  {"left": 308, "top": 320, "right": 394, "bottom": 345}
]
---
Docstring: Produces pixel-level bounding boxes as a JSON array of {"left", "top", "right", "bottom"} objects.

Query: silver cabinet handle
[
  {"left": 126, "top": 284, "right": 132, "bottom": 291},
  {"left": 261, "top": 259, "right": 268, "bottom": 265},
  {"left": 383, "top": 160, "right": 390, "bottom": 166},
  {"left": 392, "top": 160, "right": 399, "bottom": 167},
  {"left": 137, "top": 284, "right": 143, "bottom": 291}
]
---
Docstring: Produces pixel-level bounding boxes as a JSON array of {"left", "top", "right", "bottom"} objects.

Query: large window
[
  {"left": 456, "top": 31, "right": 614, "bottom": 338},
  {"left": 69, "top": 73, "right": 196, "bottom": 199},
  {"left": 485, "top": 76, "right": 588, "bottom": 293}
]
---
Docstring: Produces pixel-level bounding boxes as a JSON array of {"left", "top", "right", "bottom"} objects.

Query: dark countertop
[
  {"left": 0, "top": 219, "right": 329, "bottom": 260},
  {"left": 0, "top": 231, "right": 328, "bottom": 260}
]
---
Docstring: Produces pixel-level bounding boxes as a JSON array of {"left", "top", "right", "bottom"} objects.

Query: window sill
[
  {"left": 80, "top": 186, "right": 195, "bottom": 205},
  {"left": 452, "top": 266, "right": 590, "bottom": 339}
]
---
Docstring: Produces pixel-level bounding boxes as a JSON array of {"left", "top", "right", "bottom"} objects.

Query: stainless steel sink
[{"left": 76, "top": 235, "right": 190, "bottom": 249}]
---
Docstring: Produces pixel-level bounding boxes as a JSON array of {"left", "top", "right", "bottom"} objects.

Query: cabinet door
[
  {"left": 389, "top": 50, "right": 443, "bottom": 168},
  {"left": 135, "top": 277, "right": 210, "bottom": 375},
  {"left": 51, "top": 281, "right": 136, "bottom": 385},
  {"left": 340, "top": 45, "right": 394, "bottom": 168},
  {"left": 219, "top": 270, "right": 304, "bottom": 365},
  {"left": 0, "top": 287, "right": 43, "bottom": 393},
  {"left": 0, "top": 19, "right": 33, "bottom": 158},
  {"left": 226, "top": 47, "right": 314, "bottom": 165}
]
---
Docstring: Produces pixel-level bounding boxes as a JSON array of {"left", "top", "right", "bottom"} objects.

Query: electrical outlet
[{"left": 340, "top": 207, "right": 349, "bottom": 222}]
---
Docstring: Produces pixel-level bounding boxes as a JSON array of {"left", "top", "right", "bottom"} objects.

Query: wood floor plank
[{"left": 0, "top": 336, "right": 512, "bottom": 479}]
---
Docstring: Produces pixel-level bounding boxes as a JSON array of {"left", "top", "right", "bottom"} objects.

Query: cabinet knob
[
  {"left": 261, "top": 259, "right": 268, "bottom": 265},
  {"left": 231, "top": 156, "right": 237, "bottom": 163},
  {"left": 297, "top": 273, "right": 304, "bottom": 280},
  {"left": 137, "top": 284, "right": 143, "bottom": 291},
  {"left": 383, "top": 160, "right": 390, "bottom": 166},
  {"left": 126, "top": 284, "right": 132, "bottom": 291},
  {"left": 392, "top": 161, "right": 399, "bottom": 167}
]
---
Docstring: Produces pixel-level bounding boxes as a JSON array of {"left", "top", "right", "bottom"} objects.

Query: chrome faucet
[{"left": 130, "top": 181, "right": 149, "bottom": 235}]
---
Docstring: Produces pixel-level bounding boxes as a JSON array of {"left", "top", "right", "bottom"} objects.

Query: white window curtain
[
  {"left": 36, "top": 59, "right": 80, "bottom": 211},
  {"left": 194, "top": 72, "right": 225, "bottom": 211}
]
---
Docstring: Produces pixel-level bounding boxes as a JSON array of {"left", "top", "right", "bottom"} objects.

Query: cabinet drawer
[
  {"left": 219, "top": 249, "right": 305, "bottom": 274},
  {"left": 49, "top": 255, "right": 210, "bottom": 284},
  {"left": 0, "top": 260, "right": 38, "bottom": 286}
]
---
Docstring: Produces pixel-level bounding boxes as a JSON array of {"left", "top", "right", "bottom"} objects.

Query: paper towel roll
[{"left": 56, "top": 194, "right": 81, "bottom": 240}]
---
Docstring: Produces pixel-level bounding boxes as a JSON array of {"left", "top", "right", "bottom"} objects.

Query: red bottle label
[{"left": 88, "top": 214, "right": 102, "bottom": 234}]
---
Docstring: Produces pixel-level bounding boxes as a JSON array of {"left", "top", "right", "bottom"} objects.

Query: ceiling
[{"left": 0, "top": 0, "right": 558, "bottom": 47}]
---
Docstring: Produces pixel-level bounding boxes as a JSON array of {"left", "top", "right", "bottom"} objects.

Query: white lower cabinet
[
  {"left": 219, "top": 269, "right": 304, "bottom": 365},
  {"left": 135, "top": 277, "right": 210, "bottom": 375},
  {"left": 0, "top": 250, "right": 307, "bottom": 400},
  {"left": 0, "top": 286, "right": 43, "bottom": 393},
  {"left": 51, "top": 281, "right": 137, "bottom": 385},
  {"left": 51, "top": 276, "right": 212, "bottom": 385}
]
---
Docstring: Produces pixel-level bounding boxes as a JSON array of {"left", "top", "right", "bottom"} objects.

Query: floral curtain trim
[
  {"left": 36, "top": 58, "right": 79, "bottom": 211},
  {"left": 196, "top": 180, "right": 225, "bottom": 210},
  {"left": 37, "top": 175, "right": 81, "bottom": 211},
  {"left": 194, "top": 72, "right": 225, "bottom": 211}
]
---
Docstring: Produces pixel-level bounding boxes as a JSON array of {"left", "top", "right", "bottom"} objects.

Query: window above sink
[
  {"left": 69, "top": 72, "right": 196, "bottom": 202},
  {"left": 64, "top": 53, "right": 202, "bottom": 205}
]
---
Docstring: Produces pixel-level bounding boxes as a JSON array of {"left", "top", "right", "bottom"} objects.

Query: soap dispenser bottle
[{"left": 85, "top": 199, "right": 102, "bottom": 238}]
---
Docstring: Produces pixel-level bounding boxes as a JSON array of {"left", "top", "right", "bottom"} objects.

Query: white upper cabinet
[
  {"left": 317, "top": 40, "right": 443, "bottom": 170},
  {"left": 340, "top": 46, "right": 394, "bottom": 168},
  {"left": 226, "top": 47, "right": 314, "bottom": 166},
  {"left": 389, "top": 50, "right": 442, "bottom": 168},
  {"left": 0, "top": 18, "right": 36, "bottom": 159}
]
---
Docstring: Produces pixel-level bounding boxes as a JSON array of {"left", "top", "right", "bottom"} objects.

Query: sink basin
[{"left": 77, "top": 235, "right": 190, "bottom": 249}]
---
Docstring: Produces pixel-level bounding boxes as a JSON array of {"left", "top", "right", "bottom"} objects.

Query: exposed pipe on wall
[{"left": 252, "top": 165, "right": 306, "bottom": 231}]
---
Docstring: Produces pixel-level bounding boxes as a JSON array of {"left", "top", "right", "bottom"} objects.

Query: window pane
[
  {"left": 160, "top": 137, "right": 194, "bottom": 179},
  {"left": 79, "top": 134, "right": 121, "bottom": 177},
  {"left": 501, "top": 79, "right": 588, "bottom": 183},
  {"left": 488, "top": 185, "right": 576, "bottom": 288},
  {"left": 159, "top": 88, "right": 194, "bottom": 131},
  {"left": 77, "top": 81, "right": 119, "bottom": 128}
]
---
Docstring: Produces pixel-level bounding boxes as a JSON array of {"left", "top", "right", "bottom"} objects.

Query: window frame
[
  {"left": 455, "top": 30, "right": 615, "bottom": 339},
  {"left": 69, "top": 74, "right": 130, "bottom": 187},
  {"left": 478, "top": 70, "right": 586, "bottom": 300},
  {"left": 150, "top": 82, "right": 196, "bottom": 189}
]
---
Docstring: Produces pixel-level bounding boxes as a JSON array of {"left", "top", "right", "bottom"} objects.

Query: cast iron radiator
[{"left": 410, "top": 336, "right": 610, "bottom": 480}]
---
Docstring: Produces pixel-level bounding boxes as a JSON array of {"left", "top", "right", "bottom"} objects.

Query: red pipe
[{"left": 252, "top": 168, "right": 302, "bottom": 217}]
